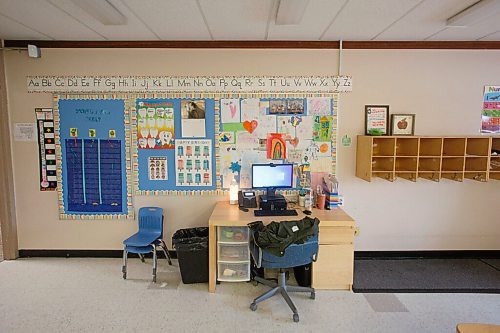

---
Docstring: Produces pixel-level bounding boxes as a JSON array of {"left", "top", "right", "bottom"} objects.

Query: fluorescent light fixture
[
  {"left": 71, "top": 0, "right": 127, "bottom": 25},
  {"left": 276, "top": 0, "right": 310, "bottom": 25},
  {"left": 446, "top": 0, "right": 500, "bottom": 27}
]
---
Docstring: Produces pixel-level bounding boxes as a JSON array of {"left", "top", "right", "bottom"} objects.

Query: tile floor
[{"left": 0, "top": 258, "right": 499, "bottom": 333}]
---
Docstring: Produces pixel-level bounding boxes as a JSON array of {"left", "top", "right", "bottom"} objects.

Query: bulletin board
[
  {"left": 54, "top": 95, "right": 133, "bottom": 219},
  {"left": 132, "top": 93, "right": 337, "bottom": 195}
]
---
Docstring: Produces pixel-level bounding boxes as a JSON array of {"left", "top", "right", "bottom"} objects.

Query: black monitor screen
[{"left": 252, "top": 164, "right": 293, "bottom": 189}]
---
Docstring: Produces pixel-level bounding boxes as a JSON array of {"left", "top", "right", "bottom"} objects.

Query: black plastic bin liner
[{"left": 172, "top": 227, "right": 209, "bottom": 284}]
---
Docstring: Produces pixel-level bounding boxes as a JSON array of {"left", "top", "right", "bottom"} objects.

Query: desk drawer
[{"left": 319, "top": 227, "right": 354, "bottom": 245}]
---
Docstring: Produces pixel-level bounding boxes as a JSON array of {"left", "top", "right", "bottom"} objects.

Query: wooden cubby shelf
[{"left": 356, "top": 136, "right": 498, "bottom": 182}]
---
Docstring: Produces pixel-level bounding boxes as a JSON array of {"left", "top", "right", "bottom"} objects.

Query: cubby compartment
[
  {"left": 395, "top": 137, "right": 418, "bottom": 156},
  {"left": 396, "top": 172, "right": 417, "bottom": 182},
  {"left": 465, "top": 157, "right": 488, "bottom": 171},
  {"left": 466, "top": 138, "right": 490, "bottom": 156},
  {"left": 372, "top": 157, "right": 394, "bottom": 171},
  {"left": 441, "top": 157, "right": 464, "bottom": 172},
  {"left": 372, "top": 137, "right": 395, "bottom": 156},
  {"left": 217, "top": 262, "right": 250, "bottom": 282},
  {"left": 372, "top": 171, "right": 395, "bottom": 181},
  {"left": 442, "top": 138, "right": 466, "bottom": 156},
  {"left": 395, "top": 157, "right": 417, "bottom": 171},
  {"left": 419, "top": 138, "right": 442, "bottom": 157},
  {"left": 490, "top": 156, "right": 500, "bottom": 171},
  {"left": 441, "top": 172, "right": 464, "bottom": 182},
  {"left": 418, "top": 157, "right": 440, "bottom": 172},
  {"left": 418, "top": 171, "right": 440, "bottom": 182},
  {"left": 464, "top": 172, "right": 488, "bottom": 182}
]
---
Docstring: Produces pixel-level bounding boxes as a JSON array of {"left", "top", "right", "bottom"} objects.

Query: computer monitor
[{"left": 252, "top": 163, "right": 293, "bottom": 198}]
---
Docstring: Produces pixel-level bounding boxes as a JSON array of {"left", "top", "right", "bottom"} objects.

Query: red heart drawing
[
  {"left": 290, "top": 137, "right": 299, "bottom": 148},
  {"left": 243, "top": 120, "right": 258, "bottom": 134}
]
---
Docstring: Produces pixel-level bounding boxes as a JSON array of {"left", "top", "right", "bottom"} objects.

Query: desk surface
[{"left": 209, "top": 201, "right": 354, "bottom": 227}]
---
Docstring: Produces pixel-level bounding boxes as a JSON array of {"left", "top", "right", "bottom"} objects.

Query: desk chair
[
  {"left": 122, "top": 207, "right": 173, "bottom": 282},
  {"left": 249, "top": 232, "right": 318, "bottom": 322}
]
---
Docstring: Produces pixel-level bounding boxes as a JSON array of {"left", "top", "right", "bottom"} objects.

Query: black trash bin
[
  {"left": 293, "top": 263, "right": 312, "bottom": 287},
  {"left": 172, "top": 227, "right": 209, "bottom": 284}
]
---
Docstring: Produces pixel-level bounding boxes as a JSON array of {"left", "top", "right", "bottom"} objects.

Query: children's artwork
[
  {"left": 296, "top": 164, "right": 311, "bottom": 189},
  {"left": 253, "top": 115, "right": 277, "bottom": 138},
  {"left": 148, "top": 156, "right": 168, "bottom": 180},
  {"left": 219, "top": 131, "right": 235, "bottom": 144},
  {"left": 277, "top": 116, "right": 312, "bottom": 150},
  {"left": 287, "top": 99, "right": 305, "bottom": 114},
  {"left": 181, "top": 100, "right": 206, "bottom": 137},
  {"left": 287, "top": 149, "right": 303, "bottom": 163},
  {"left": 310, "top": 157, "right": 331, "bottom": 173},
  {"left": 307, "top": 98, "right": 332, "bottom": 116},
  {"left": 239, "top": 150, "right": 268, "bottom": 189},
  {"left": 220, "top": 144, "right": 241, "bottom": 189},
  {"left": 241, "top": 98, "right": 260, "bottom": 121},
  {"left": 35, "top": 108, "right": 57, "bottom": 191},
  {"left": 317, "top": 142, "right": 332, "bottom": 157},
  {"left": 313, "top": 116, "right": 333, "bottom": 142},
  {"left": 243, "top": 120, "right": 258, "bottom": 134},
  {"left": 482, "top": 86, "right": 500, "bottom": 134},
  {"left": 259, "top": 100, "right": 270, "bottom": 115},
  {"left": 236, "top": 131, "right": 259, "bottom": 148},
  {"left": 267, "top": 133, "right": 286, "bottom": 159},
  {"left": 220, "top": 99, "right": 241, "bottom": 123},
  {"left": 137, "top": 100, "right": 175, "bottom": 149},
  {"left": 175, "top": 139, "right": 212, "bottom": 186},
  {"left": 302, "top": 140, "right": 320, "bottom": 164},
  {"left": 269, "top": 100, "right": 287, "bottom": 114}
]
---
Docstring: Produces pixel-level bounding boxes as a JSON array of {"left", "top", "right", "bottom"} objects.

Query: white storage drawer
[
  {"left": 218, "top": 226, "right": 249, "bottom": 243},
  {"left": 218, "top": 262, "right": 250, "bottom": 282},
  {"left": 218, "top": 243, "right": 249, "bottom": 262}
]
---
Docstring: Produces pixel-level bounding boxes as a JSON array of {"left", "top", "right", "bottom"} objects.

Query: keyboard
[{"left": 254, "top": 209, "right": 298, "bottom": 217}]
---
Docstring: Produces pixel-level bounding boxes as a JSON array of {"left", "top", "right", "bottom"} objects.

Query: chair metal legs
[
  {"left": 250, "top": 269, "right": 315, "bottom": 323},
  {"left": 122, "top": 249, "right": 128, "bottom": 279},
  {"left": 159, "top": 239, "right": 173, "bottom": 265},
  {"left": 152, "top": 245, "right": 157, "bottom": 283}
]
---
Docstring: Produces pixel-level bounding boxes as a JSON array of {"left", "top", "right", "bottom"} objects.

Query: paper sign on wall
[{"left": 175, "top": 139, "right": 212, "bottom": 186}]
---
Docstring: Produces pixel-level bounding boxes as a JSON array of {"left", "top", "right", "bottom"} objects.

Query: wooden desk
[{"left": 208, "top": 201, "right": 356, "bottom": 293}]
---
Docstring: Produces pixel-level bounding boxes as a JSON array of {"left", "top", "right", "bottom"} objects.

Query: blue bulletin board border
[
  {"left": 131, "top": 92, "right": 338, "bottom": 196},
  {"left": 54, "top": 94, "right": 134, "bottom": 220}
]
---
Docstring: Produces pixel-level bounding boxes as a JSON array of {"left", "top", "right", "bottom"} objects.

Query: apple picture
[{"left": 397, "top": 118, "right": 408, "bottom": 129}]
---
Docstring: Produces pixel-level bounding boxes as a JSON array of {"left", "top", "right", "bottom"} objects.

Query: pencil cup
[{"left": 316, "top": 193, "right": 326, "bottom": 210}]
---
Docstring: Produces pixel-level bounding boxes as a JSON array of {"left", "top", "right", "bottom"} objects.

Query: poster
[
  {"left": 365, "top": 105, "right": 389, "bottom": 135},
  {"left": 175, "top": 139, "right": 212, "bottom": 186},
  {"left": 482, "top": 86, "right": 500, "bottom": 134},
  {"left": 137, "top": 100, "right": 174, "bottom": 149},
  {"left": 181, "top": 100, "right": 206, "bottom": 137},
  {"left": 35, "top": 108, "right": 57, "bottom": 191},
  {"left": 313, "top": 116, "right": 333, "bottom": 142},
  {"left": 219, "top": 144, "right": 241, "bottom": 189},
  {"left": 13, "top": 123, "right": 36, "bottom": 141},
  {"left": 148, "top": 156, "right": 168, "bottom": 180},
  {"left": 267, "top": 133, "right": 286, "bottom": 159},
  {"left": 220, "top": 99, "right": 240, "bottom": 123}
]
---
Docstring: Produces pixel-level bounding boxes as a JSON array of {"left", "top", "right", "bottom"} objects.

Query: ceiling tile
[
  {"left": 268, "top": 0, "right": 345, "bottom": 40},
  {"left": 479, "top": 31, "right": 500, "bottom": 41},
  {"left": 122, "top": 0, "right": 210, "bottom": 40},
  {"left": 321, "top": 0, "right": 422, "bottom": 40},
  {"left": 198, "top": 0, "right": 274, "bottom": 40},
  {"left": 0, "top": 0, "right": 103, "bottom": 40},
  {"left": 427, "top": 13, "right": 500, "bottom": 40},
  {"left": 0, "top": 13, "right": 49, "bottom": 39},
  {"left": 47, "top": 0, "right": 158, "bottom": 40},
  {"left": 376, "top": 0, "right": 478, "bottom": 40}
]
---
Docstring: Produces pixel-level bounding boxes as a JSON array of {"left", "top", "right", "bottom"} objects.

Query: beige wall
[{"left": 4, "top": 48, "right": 500, "bottom": 251}]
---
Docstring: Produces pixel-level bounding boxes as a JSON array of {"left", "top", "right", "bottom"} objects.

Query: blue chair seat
[
  {"left": 124, "top": 245, "right": 154, "bottom": 254},
  {"left": 124, "top": 231, "right": 161, "bottom": 247}
]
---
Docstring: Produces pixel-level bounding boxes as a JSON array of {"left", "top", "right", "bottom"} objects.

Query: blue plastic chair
[
  {"left": 249, "top": 232, "right": 318, "bottom": 323},
  {"left": 122, "top": 207, "right": 173, "bottom": 282}
]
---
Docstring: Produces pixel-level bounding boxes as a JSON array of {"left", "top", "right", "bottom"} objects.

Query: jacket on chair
[{"left": 248, "top": 217, "right": 320, "bottom": 257}]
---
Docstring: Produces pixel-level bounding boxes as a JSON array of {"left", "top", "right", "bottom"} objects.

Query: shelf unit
[
  {"left": 217, "top": 226, "right": 250, "bottom": 282},
  {"left": 356, "top": 136, "right": 498, "bottom": 182}
]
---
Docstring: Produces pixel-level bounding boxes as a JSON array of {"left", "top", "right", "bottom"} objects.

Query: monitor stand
[{"left": 258, "top": 188, "right": 287, "bottom": 211}]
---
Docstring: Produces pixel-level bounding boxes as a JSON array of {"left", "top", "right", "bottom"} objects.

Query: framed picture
[
  {"left": 390, "top": 114, "right": 415, "bottom": 136},
  {"left": 365, "top": 105, "right": 389, "bottom": 135}
]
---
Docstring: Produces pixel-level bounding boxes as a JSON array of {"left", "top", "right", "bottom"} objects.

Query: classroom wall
[{"left": 4, "top": 48, "right": 500, "bottom": 251}]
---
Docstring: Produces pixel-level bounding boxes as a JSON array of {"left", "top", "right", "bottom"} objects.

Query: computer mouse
[{"left": 303, "top": 210, "right": 312, "bottom": 215}]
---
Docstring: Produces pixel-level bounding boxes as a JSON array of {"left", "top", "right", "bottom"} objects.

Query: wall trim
[
  {"left": 19, "top": 249, "right": 177, "bottom": 259},
  {"left": 4, "top": 40, "right": 500, "bottom": 50}
]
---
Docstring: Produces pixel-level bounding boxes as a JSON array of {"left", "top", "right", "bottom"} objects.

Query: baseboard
[
  {"left": 19, "top": 249, "right": 177, "bottom": 259},
  {"left": 355, "top": 250, "right": 500, "bottom": 259}
]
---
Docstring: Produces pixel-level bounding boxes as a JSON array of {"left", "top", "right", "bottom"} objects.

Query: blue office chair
[
  {"left": 249, "top": 231, "right": 318, "bottom": 322},
  {"left": 122, "top": 207, "right": 173, "bottom": 283}
]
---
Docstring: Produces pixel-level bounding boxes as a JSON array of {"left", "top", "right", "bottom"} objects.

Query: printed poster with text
[
  {"left": 175, "top": 139, "right": 212, "bottom": 186},
  {"left": 482, "top": 86, "right": 500, "bottom": 134}
]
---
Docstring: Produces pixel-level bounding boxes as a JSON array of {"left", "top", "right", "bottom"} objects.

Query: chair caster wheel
[
  {"left": 293, "top": 314, "right": 299, "bottom": 322},
  {"left": 310, "top": 291, "right": 315, "bottom": 299},
  {"left": 252, "top": 280, "right": 258, "bottom": 286},
  {"left": 122, "top": 273, "right": 126, "bottom": 279},
  {"left": 250, "top": 303, "right": 257, "bottom": 311},
  {"left": 153, "top": 277, "right": 156, "bottom": 283}
]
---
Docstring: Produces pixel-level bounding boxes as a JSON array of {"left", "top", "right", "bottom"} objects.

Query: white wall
[{"left": 4, "top": 48, "right": 500, "bottom": 251}]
